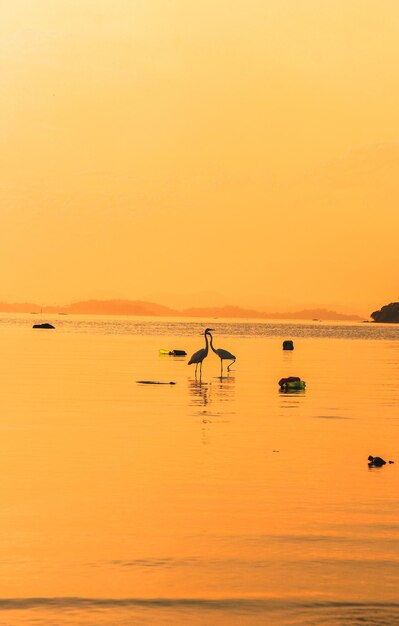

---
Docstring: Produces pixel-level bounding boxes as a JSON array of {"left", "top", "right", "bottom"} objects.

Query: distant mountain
[
  {"left": 0, "top": 299, "right": 362, "bottom": 320},
  {"left": 182, "top": 305, "right": 268, "bottom": 318},
  {"left": 0, "top": 299, "right": 177, "bottom": 316},
  {"left": 371, "top": 302, "right": 399, "bottom": 323},
  {"left": 66, "top": 299, "right": 177, "bottom": 316},
  {"left": 182, "top": 305, "right": 362, "bottom": 321},
  {"left": 270, "top": 308, "right": 362, "bottom": 321}
]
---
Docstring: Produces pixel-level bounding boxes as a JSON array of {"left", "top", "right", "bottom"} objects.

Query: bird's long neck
[
  {"left": 207, "top": 331, "right": 217, "bottom": 354},
  {"left": 204, "top": 331, "right": 210, "bottom": 355}
]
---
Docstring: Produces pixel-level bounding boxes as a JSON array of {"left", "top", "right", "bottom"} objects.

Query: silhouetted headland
[{"left": 371, "top": 302, "right": 399, "bottom": 323}]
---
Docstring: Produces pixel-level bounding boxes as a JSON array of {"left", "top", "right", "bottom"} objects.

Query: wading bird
[
  {"left": 206, "top": 330, "right": 236, "bottom": 377},
  {"left": 188, "top": 328, "right": 214, "bottom": 378}
]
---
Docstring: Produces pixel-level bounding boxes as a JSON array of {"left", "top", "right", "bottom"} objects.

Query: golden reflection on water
[{"left": 0, "top": 320, "right": 399, "bottom": 624}]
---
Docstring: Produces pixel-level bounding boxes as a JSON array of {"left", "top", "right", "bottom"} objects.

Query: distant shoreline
[{"left": 0, "top": 299, "right": 363, "bottom": 321}]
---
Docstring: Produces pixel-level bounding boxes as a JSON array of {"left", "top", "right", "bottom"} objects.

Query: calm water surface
[{"left": 0, "top": 314, "right": 398, "bottom": 625}]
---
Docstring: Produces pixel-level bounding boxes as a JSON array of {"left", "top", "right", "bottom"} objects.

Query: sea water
[{"left": 0, "top": 314, "right": 398, "bottom": 625}]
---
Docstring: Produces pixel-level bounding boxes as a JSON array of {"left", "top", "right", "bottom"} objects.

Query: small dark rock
[
  {"left": 368, "top": 455, "right": 387, "bottom": 467},
  {"left": 32, "top": 323, "right": 55, "bottom": 329},
  {"left": 283, "top": 340, "right": 294, "bottom": 350}
]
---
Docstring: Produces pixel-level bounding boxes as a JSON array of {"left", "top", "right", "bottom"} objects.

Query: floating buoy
[{"left": 283, "top": 340, "right": 294, "bottom": 350}]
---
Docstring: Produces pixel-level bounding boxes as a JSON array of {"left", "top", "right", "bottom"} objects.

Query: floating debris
[
  {"left": 137, "top": 380, "right": 176, "bottom": 385},
  {"left": 159, "top": 349, "right": 187, "bottom": 356},
  {"left": 32, "top": 323, "right": 55, "bottom": 329},
  {"left": 278, "top": 376, "right": 306, "bottom": 391}
]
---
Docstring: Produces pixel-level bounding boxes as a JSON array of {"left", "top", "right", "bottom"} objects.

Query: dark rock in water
[
  {"left": 32, "top": 323, "right": 55, "bottom": 329},
  {"left": 283, "top": 340, "right": 294, "bottom": 350},
  {"left": 368, "top": 455, "right": 387, "bottom": 467},
  {"left": 371, "top": 302, "right": 399, "bottom": 323}
]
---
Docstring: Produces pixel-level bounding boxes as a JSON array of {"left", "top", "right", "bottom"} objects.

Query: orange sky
[{"left": 1, "top": 1, "right": 398, "bottom": 315}]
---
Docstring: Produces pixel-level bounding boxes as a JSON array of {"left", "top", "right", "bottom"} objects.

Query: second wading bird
[
  {"left": 206, "top": 329, "right": 236, "bottom": 377},
  {"left": 188, "top": 327, "right": 214, "bottom": 378}
]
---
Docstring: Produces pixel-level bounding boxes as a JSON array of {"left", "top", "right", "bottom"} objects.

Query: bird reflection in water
[
  {"left": 188, "top": 379, "right": 209, "bottom": 409},
  {"left": 188, "top": 378, "right": 236, "bottom": 446},
  {"left": 188, "top": 379, "right": 212, "bottom": 445},
  {"left": 188, "top": 376, "right": 236, "bottom": 420},
  {"left": 212, "top": 374, "right": 236, "bottom": 402}
]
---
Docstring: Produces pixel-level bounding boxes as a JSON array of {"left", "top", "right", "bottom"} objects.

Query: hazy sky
[{"left": 2, "top": 0, "right": 399, "bottom": 314}]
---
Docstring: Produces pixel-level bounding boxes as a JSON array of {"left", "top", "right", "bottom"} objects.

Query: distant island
[
  {"left": 371, "top": 302, "right": 399, "bottom": 323},
  {"left": 181, "top": 305, "right": 361, "bottom": 321},
  {"left": 0, "top": 299, "right": 362, "bottom": 321}
]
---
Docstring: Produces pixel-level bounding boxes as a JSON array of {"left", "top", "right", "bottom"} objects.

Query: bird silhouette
[
  {"left": 206, "top": 330, "right": 236, "bottom": 377},
  {"left": 188, "top": 328, "right": 214, "bottom": 378}
]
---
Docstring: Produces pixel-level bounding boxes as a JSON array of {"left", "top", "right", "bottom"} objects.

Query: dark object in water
[
  {"left": 137, "top": 381, "right": 176, "bottom": 385},
  {"left": 283, "top": 340, "right": 294, "bottom": 350},
  {"left": 278, "top": 376, "right": 306, "bottom": 391},
  {"left": 33, "top": 323, "right": 55, "bottom": 329},
  {"left": 159, "top": 349, "right": 187, "bottom": 356},
  {"left": 368, "top": 455, "right": 386, "bottom": 467},
  {"left": 279, "top": 376, "right": 301, "bottom": 386}
]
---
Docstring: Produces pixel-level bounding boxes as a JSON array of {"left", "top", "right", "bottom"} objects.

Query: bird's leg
[
  {"left": 195, "top": 363, "right": 198, "bottom": 378},
  {"left": 227, "top": 359, "right": 236, "bottom": 372},
  {"left": 220, "top": 360, "right": 223, "bottom": 378}
]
